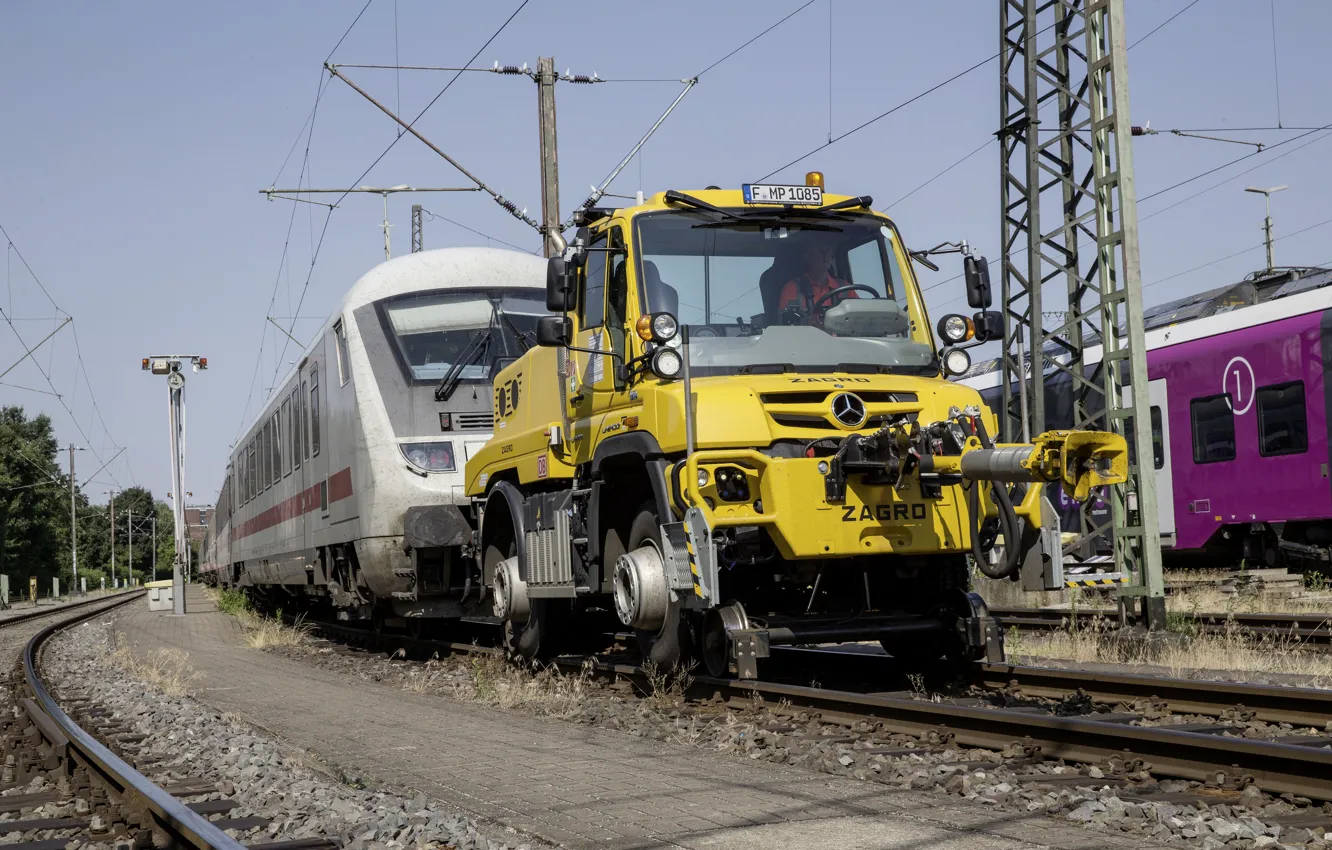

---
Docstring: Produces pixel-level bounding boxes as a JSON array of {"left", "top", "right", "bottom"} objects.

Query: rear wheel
[{"left": 623, "top": 504, "right": 692, "bottom": 669}]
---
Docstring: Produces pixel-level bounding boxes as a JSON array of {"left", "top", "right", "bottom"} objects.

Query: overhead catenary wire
[
  {"left": 757, "top": 0, "right": 1207, "bottom": 183},
  {"left": 325, "top": 0, "right": 532, "bottom": 212},
  {"left": 0, "top": 221, "right": 128, "bottom": 487},
  {"left": 418, "top": 208, "right": 538, "bottom": 254},
  {"left": 1143, "top": 216, "right": 1332, "bottom": 290}
]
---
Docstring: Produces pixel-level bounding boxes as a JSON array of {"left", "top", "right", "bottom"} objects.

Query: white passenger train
[{"left": 203, "top": 247, "right": 547, "bottom": 629}]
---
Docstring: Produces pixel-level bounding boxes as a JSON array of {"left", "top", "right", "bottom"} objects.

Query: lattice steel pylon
[
  {"left": 411, "top": 204, "right": 423, "bottom": 253},
  {"left": 997, "top": 0, "right": 1165, "bottom": 627}
]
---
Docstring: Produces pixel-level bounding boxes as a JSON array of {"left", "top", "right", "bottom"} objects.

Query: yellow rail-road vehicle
[{"left": 466, "top": 174, "right": 1127, "bottom": 677}]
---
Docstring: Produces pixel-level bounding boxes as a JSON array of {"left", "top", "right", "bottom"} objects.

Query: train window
[
  {"left": 333, "top": 319, "right": 350, "bottom": 387},
  {"left": 310, "top": 368, "right": 321, "bottom": 457},
  {"left": 248, "top": 441, "right": 257, "bottom": 501},
  {"left": 579, "top": 232, "right": 608, "bottom": 329},
  {"left": 1151, "top": 406, "right": 1164, "bottom": 470},
  {"left": 260, "top": 421, "right": 270, "bottom": 490},
  {"left": 281, "top": 400, "right": 292, "bottom": 476},
  {"left": 1190, "top": 394, "right": 1235, "bottom": 463},
  {"left": 271, "top": 412, "right": 281, "bottom": 485},
  {"left": 1123, "top": 405, "right": 1166, "bottom": 470},
  {"left": 289, "top": 389, "right": 300, "bottom": 470},
  {"left": 301, "top": 380, "right": 309, "bottom": 461},
  {"left": 1258, "top": 381, "right": 1307, "bottom": 457}
]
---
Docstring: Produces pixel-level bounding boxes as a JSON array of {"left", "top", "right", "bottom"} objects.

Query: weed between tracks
[
  {"left": 207, "top": 589, "right": 313, "bottom": 649},
  {"left": 109, "top": 633, "right": 200, "bottom": 697},
  {"left": 1006, "top": 611, "right": 1332, "bottom": 684}
]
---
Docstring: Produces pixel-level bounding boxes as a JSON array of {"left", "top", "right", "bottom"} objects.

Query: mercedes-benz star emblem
[{"left": 830, "top": 392, "right": 867, "bottom": 428}]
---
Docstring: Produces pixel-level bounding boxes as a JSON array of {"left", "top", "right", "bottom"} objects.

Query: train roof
[
  {"left": 233, "top": 247, "right": 546, "bottom": 447},
  {"left": 962, "top": 265, "right": 1332, "bottom": 382},
  {"left": 337, "top": 246, "right": 546, "bottom": 315}
]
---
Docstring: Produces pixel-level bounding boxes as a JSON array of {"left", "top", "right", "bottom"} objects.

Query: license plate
[{"left": 742, "top": 183, "right": 823, "bottom": 205}]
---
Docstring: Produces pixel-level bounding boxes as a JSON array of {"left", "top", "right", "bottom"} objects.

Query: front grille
[
  {"left": 770, "top": 413, "right": 838, "bottom": 430},
  {"left": 760, "top": 390, "right": 919, "bottom": 405},
  {"left": 456, "top": 412, "right": 494, "bottom": 430}
]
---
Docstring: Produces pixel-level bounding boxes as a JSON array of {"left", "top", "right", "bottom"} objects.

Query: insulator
[
  {"left": 1131, "top": 125, "right": 1157, "bottom": 136},
  {"left": 493, "top": 64, "right": 526, "bottom": 75}
]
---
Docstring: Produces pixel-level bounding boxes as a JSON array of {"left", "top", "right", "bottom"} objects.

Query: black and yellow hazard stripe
[
  {"left": 1064, "top": 575, "right": 1130, "bottom": 588},
  {"left": 684, "top": 520, "right": 704, "bottom": 598}
]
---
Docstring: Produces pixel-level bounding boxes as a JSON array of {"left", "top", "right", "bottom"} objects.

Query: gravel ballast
[
  {"left": 268, "top": 636, "right": 1332, "bottom": 849},
  {"left": 35, "top": 617, "right": 550, "bottom": 850}
]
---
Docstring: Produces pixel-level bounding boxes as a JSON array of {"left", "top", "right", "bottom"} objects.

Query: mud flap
[{"left": 1018, "top": 495, "right": 1064, "bottom": 592}]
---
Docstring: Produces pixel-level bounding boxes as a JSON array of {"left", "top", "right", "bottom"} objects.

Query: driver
[{"left": 775, "top": 241, "right": 857, "bottom": 323}]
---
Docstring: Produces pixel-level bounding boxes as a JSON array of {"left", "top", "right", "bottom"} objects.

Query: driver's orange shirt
[{"left": 777, "top": 273, "right": 859, "bottom": 314}]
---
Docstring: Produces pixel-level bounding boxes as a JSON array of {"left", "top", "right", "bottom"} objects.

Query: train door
[{"left": 1124, "top": 379, "right": 1176, "bottom": 541}]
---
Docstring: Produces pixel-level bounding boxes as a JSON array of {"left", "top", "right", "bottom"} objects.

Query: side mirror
[
  {"left": 535, "top": 315, "right": 571, "bottom": 348},
  {"left": 546, "top": 257, "right": 575, "bottom": 312},
  {"left": 972, "top": 310, "right": 1003, "bottom": 343},
  {"left": 964, "top": 255, "right": 992, "bottom": 309}
]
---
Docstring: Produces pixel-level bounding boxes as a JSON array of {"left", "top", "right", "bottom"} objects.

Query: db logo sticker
[{"left": 536, "top": 454, "right": 548, "bottom": 479}]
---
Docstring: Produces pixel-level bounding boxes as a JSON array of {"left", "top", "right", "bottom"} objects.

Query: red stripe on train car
[{"left": 233, "top": 467, "right": 353, "bottom": 541}]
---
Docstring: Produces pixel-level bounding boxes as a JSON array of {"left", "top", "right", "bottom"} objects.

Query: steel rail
[
  {"left": 766, "top": 645, "right": 1332, "bottom": 727},
  {"left": 22, "top": 592, "right": 249, "bottom": 850},
  {"left": 297, "top": 616, "right": 1332, "bottom": 799},
  {"left": 657, "top": 662, "right": 1332, "bottom": 800},
  {"left": 975, "top": 662, "right": 1332, "bottom": 727}
]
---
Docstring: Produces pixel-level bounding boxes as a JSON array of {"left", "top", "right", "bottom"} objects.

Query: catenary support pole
[{"left": 537, "top": 56, "right": 561, "bottom": 258}]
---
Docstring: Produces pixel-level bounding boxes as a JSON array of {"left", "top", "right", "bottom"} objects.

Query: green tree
[{"left": 0, "top": 407, "right": 71, "bottom": 591}]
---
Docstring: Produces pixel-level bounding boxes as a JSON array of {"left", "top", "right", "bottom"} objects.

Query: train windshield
[
  {"left": 380, "top": 290, "right": 545, "bottom": 382},
  {"left": 634, "top": 210, "right": 935, "bottom": 376}
]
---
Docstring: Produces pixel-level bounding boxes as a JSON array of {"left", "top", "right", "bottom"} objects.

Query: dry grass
[
  {"left": 1005, "top": 614, "right": 1332, "bottom": 684},
  {"left": 443, "top": 653, "right": 596, "bottom": 718},
  {"left": 206, "top": 588, "right": 313, "bottom": 648},
  {"left": 233, "top": 609, "right": 314, "bottom": 649},
  {"left": 110, "top": 632, "right": 200, "bottom": 697}
]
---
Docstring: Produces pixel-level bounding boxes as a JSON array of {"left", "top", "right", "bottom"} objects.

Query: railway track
[
  {"left": 301, "top": 616, "right": 1332, "bottom": 806},
  {"left": 2, "top": 591, "right": 336, "bottom": 850},
  {"left": 991, "top": 605, "right": 1332, "bottom": 644}
]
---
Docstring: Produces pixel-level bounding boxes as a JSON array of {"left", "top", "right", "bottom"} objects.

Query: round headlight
[
  {"left": 938, "top": 314, "right": 974, "bottom": 344},
  {"left": 650, "top": 346, "right": 682, "bottom": 378},
  {"left": 651, "top": 312, "right": 679, "bottom": 342},
  {"left": 697, "top": 468, "right": 709, "bottom": 488},
  {"left": 943, "top": 347, "right": 972, "bottom": 377}
]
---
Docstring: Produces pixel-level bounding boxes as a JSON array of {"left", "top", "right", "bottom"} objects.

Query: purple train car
[{"left": 964, "top": 266, "right": 1332, "bottom": 567}]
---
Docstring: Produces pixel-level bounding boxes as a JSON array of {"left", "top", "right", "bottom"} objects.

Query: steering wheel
[{"left": 810, "top": 284, "right": 881, "bottom": 312}]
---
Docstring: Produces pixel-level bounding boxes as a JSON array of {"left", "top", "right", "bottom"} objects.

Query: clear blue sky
[{"left": 2, "top": 0, "right": 1329, "bottom": 504}]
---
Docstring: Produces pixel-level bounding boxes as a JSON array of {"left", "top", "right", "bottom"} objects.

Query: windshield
[
  {"left": 635, "top": 210, "right": 934, "bottom": 375},
  {"left": 379, "top": 290, "right": 545, "bottom": 382}
]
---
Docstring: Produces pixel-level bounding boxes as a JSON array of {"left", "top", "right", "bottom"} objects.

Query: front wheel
[
  {"left": 623, "top": 505, "right": 693, "bottom": 670},
  {"left": 488, "top": 543, "right": 564, "bottom": 664}
]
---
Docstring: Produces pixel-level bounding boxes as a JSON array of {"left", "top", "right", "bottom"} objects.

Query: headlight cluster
[
  {"left": 401, "top": 441, "right": 456, "bottom": 473},
  {"left": 938, "top": 314, "right": 975, "bottom": 344},
  {"left": 713, "top": 466, "right": 750, "bottom": 502}
]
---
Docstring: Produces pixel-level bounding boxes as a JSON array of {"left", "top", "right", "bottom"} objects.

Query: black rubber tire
[
  {"left": 625, "top": 504, "right": 692, "bottom": 669},
  {"left": 488, "top": 542, "right": 564, "bottom": 664}
]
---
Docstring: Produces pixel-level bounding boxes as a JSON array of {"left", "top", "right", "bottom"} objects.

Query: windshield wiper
[
  {"left": 435, "top": 328, "right": 491, "bottom": 402},
  {"left": 663, "top": 190, "right": 747, "bottom": 221},
  {"left": 435, "top": 297, "right": 532, "bottom": 401}
]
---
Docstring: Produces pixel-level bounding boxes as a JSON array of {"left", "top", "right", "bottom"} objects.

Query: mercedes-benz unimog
[{"left": 465, "top": 173, "right": 1126, "bottom": 677}]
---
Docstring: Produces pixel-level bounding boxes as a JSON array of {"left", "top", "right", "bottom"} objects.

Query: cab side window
[
  {"left": 579, "top": 233, "right": 608, "bottom": 329},
  {"left": 606, "top": 228, "right": 629, "bottom": 387}
]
